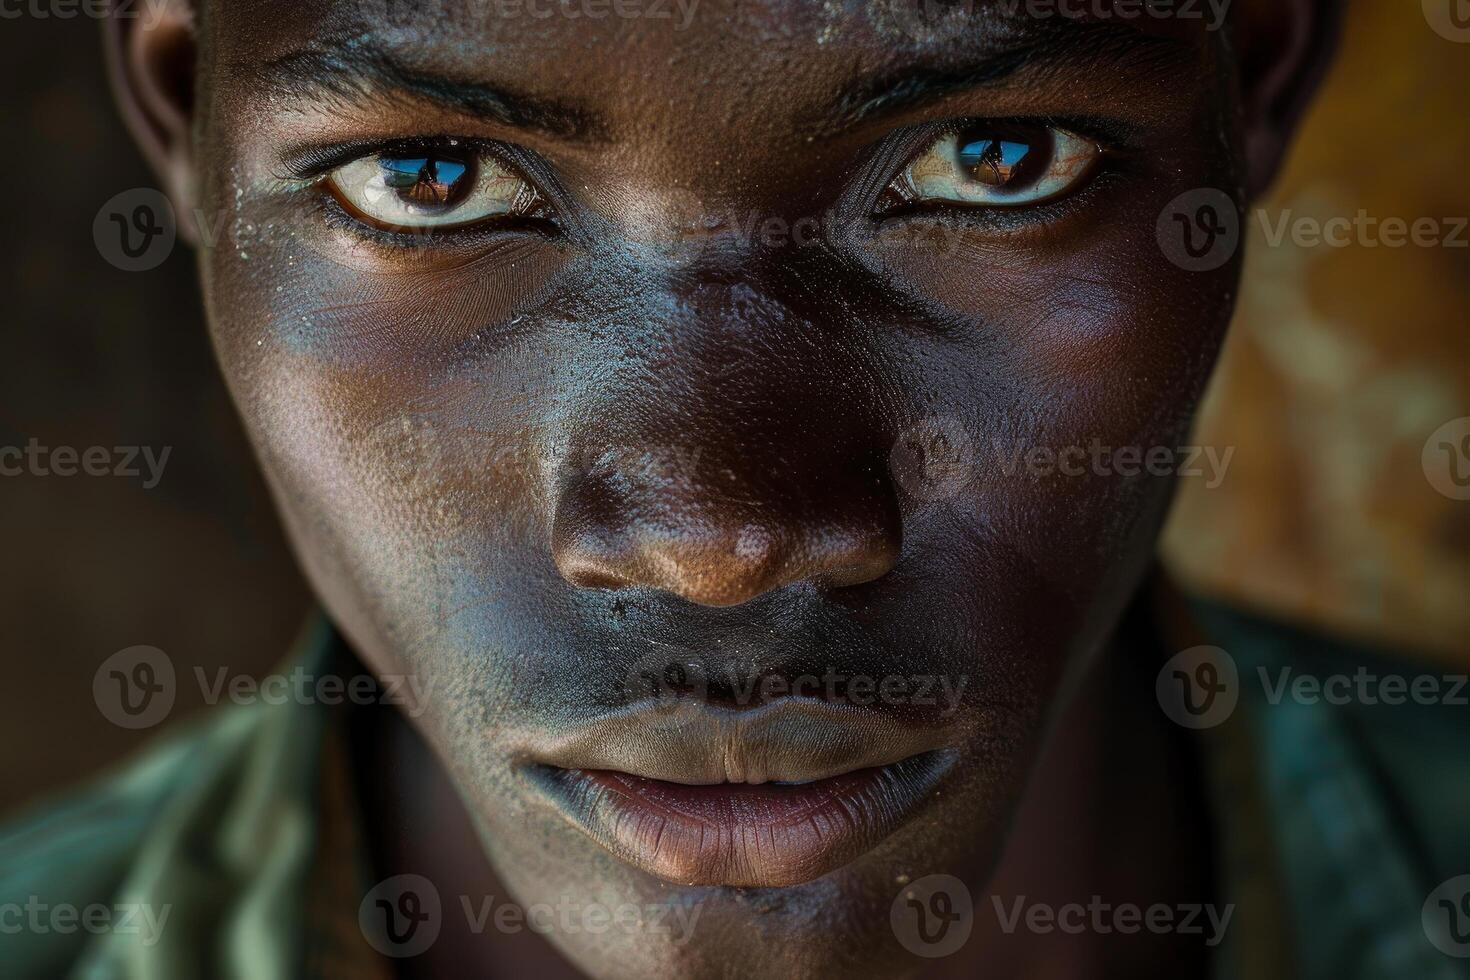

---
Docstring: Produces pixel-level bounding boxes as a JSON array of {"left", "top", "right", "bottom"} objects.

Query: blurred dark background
[
  {"left": 1, "top": 1, "right": 1467, "bottom": 814},
  {"left": 0, "top": 16, "right": 309, "bottom": 813}
]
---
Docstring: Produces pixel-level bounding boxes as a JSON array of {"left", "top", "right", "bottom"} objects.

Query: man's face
[{"left": 191, "top": 0, "right": 1242, "bottom": 973}]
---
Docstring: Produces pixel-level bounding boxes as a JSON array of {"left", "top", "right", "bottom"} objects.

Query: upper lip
[{"left": 527, "top": 697, "right": 948, "bottom": 784}]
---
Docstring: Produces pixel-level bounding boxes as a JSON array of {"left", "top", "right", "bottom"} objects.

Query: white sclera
[
  {"left": 903, "top": 129, "right": 1099, "bottom": 207},
  {"left": 330, "top": 152, "right": 530, "bottom": 229}
]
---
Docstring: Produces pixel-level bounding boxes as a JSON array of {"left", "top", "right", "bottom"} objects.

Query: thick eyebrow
[
  {"left": 246, "top": 47, "right": 606, "bottom": 143},
  {"left": 824, "top": 19, "right": 1193, "bottom": 133}
]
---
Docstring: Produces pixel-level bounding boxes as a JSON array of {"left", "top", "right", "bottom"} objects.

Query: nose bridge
[{"left": 549, "top": 276, "right": 901, "bottom": 606}]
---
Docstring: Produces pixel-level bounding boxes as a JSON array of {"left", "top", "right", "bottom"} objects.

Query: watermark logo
[
  {"left": 1156, "top": 645, "right": 1238, "bottom": 729},
  {"left": 891, "top": 874, "right": 974, "bottom": 958},
  {"left": 360, "top": 874, "right": 443, "bottom": 958},
  {"left": 880, "top": 0, "right": 976, "bottom": 44},
  {"left": 1157, "top": 188, "right": 1239, "bottom": 272},
  {"left": 460, "top": 894, "right": 703, "bottom": 942},
  {"left": 357, "top": 877, "right": 704, "bottom": 952},
  {"left": 1424, "top": 0, "right": 1470, "bottom": 43},
  {"left": 94, "top": 649, "right": 433, "bottom": 729},
  {"left": 1423, "top": 417, "right": 1470, "bottom": 501},
  {"left": 881, "top": 0, "right": 1232, "bottom": 44},
  {"left": 364, "top": 0, "right": 700, "bottom": 31},
  {"left": 890, "top": 417, "right": 977, "bottom": 502},
  {"left": 622, "top": 648, "right": 711, "bottom": 715},
  {"left": 93, "top": 646, "right": 176, "bottom": 730},
  {"left": 195, "top": 665, "right": 433, "bottom": 717},
  {"left": 622, "top": 649, "right": 967, "bottom": 715},
  {"left": 1423, "top": 875, "right": 1470, "bottom": 958},
  {"left": 94, "top": 188, "right": 176, "bottom": 272},
  {"left": 890, "top": 421, "right": 1234, "bottom": 498}
]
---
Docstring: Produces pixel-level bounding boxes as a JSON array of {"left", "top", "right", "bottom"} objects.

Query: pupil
[
  {"left": 378, "top": 155, "right": 470, "bottom": 211},
  {"left": 957, "top": 138, "right": 1032, "bottom": 187}
]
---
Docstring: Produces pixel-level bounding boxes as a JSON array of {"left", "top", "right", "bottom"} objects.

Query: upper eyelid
[
  {"left": 278, "top": 137, "right": 523, "bottom": 183},
  {"left": 294, "top": 118, "right": 1113, "bottom": 237},
  {"left": 880, "top": 122, "right": 1107, "bottom": 214},
  {"left": 885, "top": 119, "right": 1121, "bottom": 189},
  {"left": 280, "top": 114, "right": 1126, "bottom": 181},
  {"left": 317, "top": 140, "right": 559, "bottom": 239},
  {"left": 910, "top": 115, "right": 1132, "bottom": 153}
]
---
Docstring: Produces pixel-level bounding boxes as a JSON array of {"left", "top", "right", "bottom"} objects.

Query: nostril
[
  {"left": 555, "top": 551, "right": 628, "bottom": 592},
  {"left": 550, "top": 520, "right": 636, "bottom": 592},
  {"left": 555, "top": 519, "right": 796, "bottom": 607},
  {"left": 817, "top": 526, "right": 902, "bottom": 590},
  {"left": 549, "top": 462, "right": 903, "bottom": 606}
]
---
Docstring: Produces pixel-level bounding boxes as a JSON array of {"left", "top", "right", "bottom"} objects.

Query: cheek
[
  {"left": 202, "top": 188, "right": 569, "bottom": 363},
  {"left": 873, "top": 231, "right": 1239, "bottom": 683},
  {"left": 199, "top": 238, "right": 557, "bottom": 676},
  {"left": 198, "top": 185, "right": 558, "bottom": 541}
]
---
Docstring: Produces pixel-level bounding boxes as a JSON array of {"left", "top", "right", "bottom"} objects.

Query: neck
[{"left": 946, "top": 594, "right": 1216, "bottom": 978}]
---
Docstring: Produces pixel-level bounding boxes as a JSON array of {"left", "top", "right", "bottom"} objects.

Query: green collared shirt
[{"left": 3, "top": 605, "right": 1468, "bottom": 978}]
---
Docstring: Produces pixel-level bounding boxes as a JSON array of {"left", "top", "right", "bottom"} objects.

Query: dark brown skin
[{"left": 110, "top": 1, "right": 1338, "bottom": 976}]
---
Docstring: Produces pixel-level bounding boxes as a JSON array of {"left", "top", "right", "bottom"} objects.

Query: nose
[
  {"left": 550, "top": 449, "right": 902, "bottom": 607},
  {"left": 547, "top": 250, "right": 907, "bottom": 606}
]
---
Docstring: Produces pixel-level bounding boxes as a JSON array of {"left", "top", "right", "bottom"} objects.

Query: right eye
[
  {"left": 326, "top": 143, "right": 542, "bottom": 232},
  {"left": 890, "top": 123, "right": 1101, "bottom": 210}
]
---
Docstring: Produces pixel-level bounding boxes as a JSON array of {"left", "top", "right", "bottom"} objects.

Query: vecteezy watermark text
[
  {"left": 0, "top": 439, "right": 170, "bottom": 489},
  {"left": 1256, "top": 209, "right": 1469, "bottom": 249},
  {"left": 367, "top": 0, "right": 700, "bottom": 31},
  {"left": 1, "top": 0, "right": 169, "bottom": 26},
  {"left": 1258, "top": 667, "right": 1469, "bottom": 708},
  {"left": 194, "top": 665, "right": 432, "bottom": 717},
  {"left": 883, "top": 0, "right": 1233, "bottom": 43},
  {"left": 1157, "top": 645, "right": 1470, "bottom": 730},
  {"left": 358, "top": 874, "right": 703, "bottom": 958},
  {"left": 995, "top": 0, "right": 1231, "bottom": 30},
  {"left": 94, "top": 646, "right": 433, "bottom": 730},
  {"left": 0, "top": 898, "right": 171, "bottom": 946},
  {"left": 991, "top": 895, "right": 1234, "bottom": 946},
  {"left": 626, "top": 654, "right": 969, "bottom": 715},
  {"left": 891, "top": 419, "right": 1236, "bottom": 503}
]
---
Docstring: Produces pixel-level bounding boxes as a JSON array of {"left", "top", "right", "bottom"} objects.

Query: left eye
[
  {"left": 326, "top": 145, "right": 540, "bottom": 231},
  {"left": 893, "top": 124, "right": 1101, "bottom": 208}
]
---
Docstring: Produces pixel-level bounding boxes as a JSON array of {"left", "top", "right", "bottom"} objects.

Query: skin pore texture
[{"left": 109, "top": 0, "right": 1338, "bottom": 976}]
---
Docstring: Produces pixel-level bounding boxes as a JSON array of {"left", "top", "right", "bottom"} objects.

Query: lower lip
[{"left": 528, "top": 753, "right": 953, "bottom": 888}]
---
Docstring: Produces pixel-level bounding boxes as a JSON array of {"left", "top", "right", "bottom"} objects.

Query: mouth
[{"left": 520, "top": 698, "right": 957, "bottom": 887}]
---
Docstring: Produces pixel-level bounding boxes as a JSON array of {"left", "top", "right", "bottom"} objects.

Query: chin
[{"left": 459, "top": 729, "right": 1024, "bottom": 980}]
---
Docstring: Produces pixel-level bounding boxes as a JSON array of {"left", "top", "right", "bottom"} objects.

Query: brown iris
[
  {"left": 378, "top": 154, "right": 472, "bottom": 212},
  {"left": 955, "top": 129, "right": 1047, "bottom": 189}
]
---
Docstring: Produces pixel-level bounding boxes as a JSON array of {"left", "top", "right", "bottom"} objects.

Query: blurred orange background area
[{"left": 1162, "top": 0, "right": 1470, "bottom": 665}]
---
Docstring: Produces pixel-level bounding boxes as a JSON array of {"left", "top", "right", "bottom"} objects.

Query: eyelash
[
  {"left": 287, "top": 136, "right": 560, "bottom": 247},
  {"left": 307, "top": 189, "right": 561, "bottom": 255},
  {"left": 875, "top": 166, "right": 1127, "bottom": 242},
  {"left": 852, "top": 117, "right": 1124, "bottom": 238},
  {"left": 279, "top": 136, "right": 498, "bottom": 181},
  {"left": 290, "top": 115, "right": 1134, "bottom": 245}
]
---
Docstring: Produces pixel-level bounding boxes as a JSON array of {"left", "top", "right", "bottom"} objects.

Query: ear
[
  {"left": 1233, "top": 0, "right": 1345, "bottom": 199},
  {"left": 103, "top": 0, "right": 201, "bottom": 244}
]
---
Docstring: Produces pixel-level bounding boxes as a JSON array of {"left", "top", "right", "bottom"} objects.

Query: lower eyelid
[
  {"left": 310, "top": 186, "right": 562, "bottom": 254},
  {"left": 872, "top": 163, "right": 1125, "bottom": 234}
]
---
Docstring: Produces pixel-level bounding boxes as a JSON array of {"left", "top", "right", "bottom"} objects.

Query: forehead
[{"left": 204, "top": 0, "right": 1216, "bottom": 137}]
